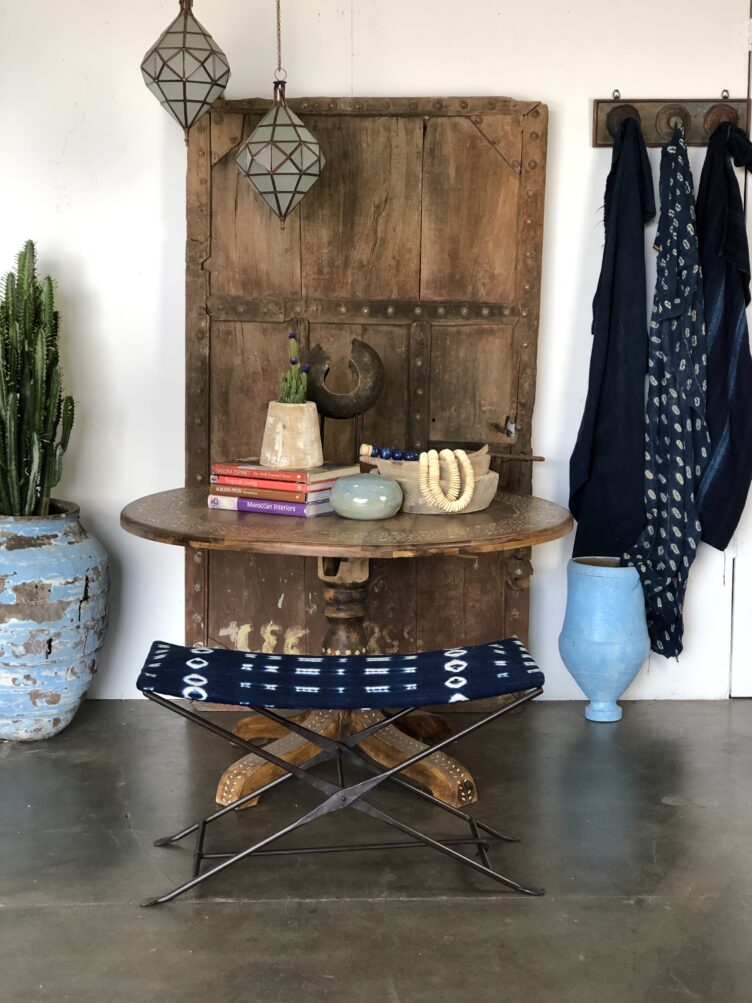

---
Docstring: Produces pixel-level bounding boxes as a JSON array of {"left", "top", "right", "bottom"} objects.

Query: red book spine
[
  {"left": 210, "top": 474, "right": 334, "bottom": 493},
  {"left": 211, "top": 464, "right": 305, "bottom": 482}
]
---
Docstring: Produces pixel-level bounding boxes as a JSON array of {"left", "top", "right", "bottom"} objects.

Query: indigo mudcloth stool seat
[{"left": 137, "top": 638, "right": 545, "bottom": 906}]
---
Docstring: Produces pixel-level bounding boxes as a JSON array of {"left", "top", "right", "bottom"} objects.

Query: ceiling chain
[{"left": 275, "top": 0, "right": 286, "bottom": 80}]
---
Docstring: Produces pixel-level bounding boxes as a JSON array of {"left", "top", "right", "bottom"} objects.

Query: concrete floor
[{"left": 2, "top": 700, "right": 752, "bottom": 1003}]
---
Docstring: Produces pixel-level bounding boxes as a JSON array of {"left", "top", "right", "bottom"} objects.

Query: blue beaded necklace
[{"left": 359, "top": 443, "right": 419, "bottom": 462}]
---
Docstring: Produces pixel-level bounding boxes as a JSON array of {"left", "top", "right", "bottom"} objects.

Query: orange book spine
[{"left": 210, "top": 484, "right": 322, "bottom": 503}]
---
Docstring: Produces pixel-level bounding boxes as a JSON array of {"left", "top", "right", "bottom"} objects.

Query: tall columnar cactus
[
  {"left": 0, "top": 241, "right": 74, "bottom": 516},
  {"left": 278, "top": 330, "right": 310, "bottom": 404}
]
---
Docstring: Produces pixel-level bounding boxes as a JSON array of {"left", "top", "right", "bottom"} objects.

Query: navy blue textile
[
  {"left": 623, "top": 131, "right": 709, "bottom": 658},
  {"left": 695, "top": 124, "right": 752, "bottom": 551},
  {"left": 137, "top": 639, "right": 543, "bottom": 710},
  {"left": 569, "top": 117, "right": 656, "bottom": 558}
]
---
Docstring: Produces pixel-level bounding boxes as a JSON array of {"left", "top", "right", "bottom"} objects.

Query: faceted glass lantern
[
  {"left": 141, "top": 0, "right": 230, "bottom": 137},
  {"left": 235, "top": 81, "right": 326, "bottom": 224}
]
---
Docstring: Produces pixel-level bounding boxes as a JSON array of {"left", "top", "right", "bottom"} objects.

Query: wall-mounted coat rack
[{"left": 593, "top": 93, "right": 750, "bottom": 147}]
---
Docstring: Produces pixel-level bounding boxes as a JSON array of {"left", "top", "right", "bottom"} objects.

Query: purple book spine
[{"left": 208, "top": 495, "right": 332, "bottom": 517}]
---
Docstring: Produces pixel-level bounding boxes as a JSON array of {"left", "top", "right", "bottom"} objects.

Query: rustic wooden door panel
[
  {"left": 206, "top": 550, "right": 307, "bottom": 655},
  {"left": 185, "top": 97, "right": 548, "bottom": 661},
  {"left": 428, "top": 323, "right": 516, "bottom": 447},
  {"left": 420, "top": 116, "right": 521, "bottom": 302},
  {"left": 359, "top": 325, "right": 411, "bottom": 450},
  {"left": 208, "top": 116, "right": 301, "bottom": 299},
  {"left": 210, "top": 111, "right": 245, "bottom": 165},
  {"left": 209, "top": 321, "right": 292, "bottom": 459},
  {"left": 300, "top": 117, "right": 423, "bottom": 300}
]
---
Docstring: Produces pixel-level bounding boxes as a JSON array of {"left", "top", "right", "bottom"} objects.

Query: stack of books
[{"left": 207, "top": 458, "right": 360, "bottom": 518}]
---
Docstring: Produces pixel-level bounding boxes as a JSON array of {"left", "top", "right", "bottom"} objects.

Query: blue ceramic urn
[
  {"left": 330, "top": 474, "right": 403, "bottom": 520},
  {"left": 558, "top": 557, "right": 650, "bottom": 722},
  {"left": 0, "top": 502, "right": 109, "bottom": 741}
]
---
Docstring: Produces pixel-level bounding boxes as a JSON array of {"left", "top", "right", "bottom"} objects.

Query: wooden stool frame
[{"left": 141, "top": 688, "right": 544, "bottom": 906}]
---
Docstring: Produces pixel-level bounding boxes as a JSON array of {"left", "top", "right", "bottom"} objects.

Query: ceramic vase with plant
[
  {"left": 260, "top": 330, "right": 324, "bottom": 469},
  {"left": 0, "top": 241, "right": 109, "bottom": 741}
]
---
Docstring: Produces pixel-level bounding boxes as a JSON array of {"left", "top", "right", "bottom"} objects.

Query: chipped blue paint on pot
[
  {"left": 0, "top": 501, "right": 109, "bottom": 741},
  {"left": 558, "top": 557, "right": 650, "bottom": 723}
]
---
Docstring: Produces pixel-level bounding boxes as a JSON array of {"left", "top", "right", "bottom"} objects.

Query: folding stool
[{"left": 137, "top": 637, "right": 545, "bottom": 906}]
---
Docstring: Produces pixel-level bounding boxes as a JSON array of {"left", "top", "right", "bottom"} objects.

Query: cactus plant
[
  {"left": 0, "top": 241, "right": 74, "bottom": 516},
  {"left": 278, "top": 330, "right": 310, "bottom": 404}
]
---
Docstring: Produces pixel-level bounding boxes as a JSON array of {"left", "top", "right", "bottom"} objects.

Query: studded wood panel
[{"left": 185, "top": 96, "right": 548, "bottom": 670}]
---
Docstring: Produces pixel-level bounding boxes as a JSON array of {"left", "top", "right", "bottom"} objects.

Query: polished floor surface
[{"left": 2, "top": 699, "right": 751, "bottom": 1002}]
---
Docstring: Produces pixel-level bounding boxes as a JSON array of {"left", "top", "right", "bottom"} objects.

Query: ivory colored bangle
[
  {"left": 419, "top": 448, "right": 476, "bottom": 512},
  {"left": 419, "top": 452, "right": 432, "bottom": 501},
  {"left": 440, "top": 448, "right": 462, "bottom": 501},
  {"left": 438, "top": 450, "right": 475, "bottom": 512}
]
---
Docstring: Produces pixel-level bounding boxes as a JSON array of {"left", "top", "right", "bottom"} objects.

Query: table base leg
[
  {"left": 215, "top": 709, "right": 340, "bottom": 807},
  {"left": 215, "top": 707, "right": 476, "bottom": 810},
  {"left": 216, "top": 556, "right": 475, "bottom": 810},
  {"left": 348, "top": 710, "right": 476, "bottom": 809},
  {"left": 233, "top": 711, "right": 311, "bottom": 744}
]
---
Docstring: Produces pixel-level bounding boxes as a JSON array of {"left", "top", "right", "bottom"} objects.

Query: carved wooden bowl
[{"left": 361, "top": 445, "right": 497, "bottom": 515}]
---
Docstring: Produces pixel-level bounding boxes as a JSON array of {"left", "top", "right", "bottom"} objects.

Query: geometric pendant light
[
  {"left": 235, "top": 0, "right": 326, "bottom": 226},
  {"left": 141, "top": 0, "right": 230, "bottom": 141}
]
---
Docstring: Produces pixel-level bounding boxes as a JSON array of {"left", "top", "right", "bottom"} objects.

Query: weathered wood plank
[
  {"left": 206, "top": 550, "right": 308, "bottom": 657},
  {"left": 415, "top": 555, "right": 466, "bottom": 652},
  {"left": 209, "top": 321, "right": 291, "bottom": 460},
  {"left": 408, "top": 321, "right": 431, "bottom": 454},
  {"left": 207, "top": 114, "right": 301, "bottom": 299},
  {"left": 207, "top": 295, "right": 519, "bottom": 324},
  {"left": 301, "top": 116, "right": 423, "bottom": 300},
  {"left": 365, "top": 558, "right": 418, "bottom": 655},
  {"left": 508, "top": 104, "right": 548, "bottom": 495},
  {"left": 360, "top": 325, "right": 410, "bottom": 450},
  {"left": 184, "top": 115, "right": 212, "bottom": 644},
  {"left": 421, "top": 115, "right": 522, "bottom": 302},
  {"left": 210, "top": 110, "right": 244, "bottom": 165},
  {"left": 219, "top": 96, "right": 540, "bottom": 118},
  {"left": 428, "top": 323, "right": 517, "bottom": 448}
]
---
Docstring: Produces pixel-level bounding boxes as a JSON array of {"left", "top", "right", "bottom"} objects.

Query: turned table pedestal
[{"left": 121, "top": 487, "right": 571, "bottom": 810}]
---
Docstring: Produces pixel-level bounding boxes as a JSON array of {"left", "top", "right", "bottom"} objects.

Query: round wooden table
[{"left": 122, "top": 487, "right": 572, "bottom": 809}]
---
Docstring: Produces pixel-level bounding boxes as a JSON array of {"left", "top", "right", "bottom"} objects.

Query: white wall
[{"left": 0, "top": 0, "right": 746, "bottom": 699}]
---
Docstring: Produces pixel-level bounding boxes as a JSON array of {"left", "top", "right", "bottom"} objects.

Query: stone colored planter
[
  {"left": 0, "top": 501, "right": 109, "bottom": 741},
  {"left": 558, "top": 557, "right": 650, "bottom": 722},
  {"left": 259, "top": 401, "right": 324, "bottom": 470}
]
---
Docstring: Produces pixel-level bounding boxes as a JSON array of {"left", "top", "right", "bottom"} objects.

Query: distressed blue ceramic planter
[
  {"left": 0, "top": 501, "right": 109, "bottom": 741},
  {"left": 330, "top": 474, "right": 403, "bottom": 520},
  {"left": 558, "top": 557, "right": 650, "bottom": 722}
]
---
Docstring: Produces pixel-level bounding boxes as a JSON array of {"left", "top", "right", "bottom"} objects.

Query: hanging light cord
[{"left": 275, "top": 0, "right": 286, "bottom": 80}]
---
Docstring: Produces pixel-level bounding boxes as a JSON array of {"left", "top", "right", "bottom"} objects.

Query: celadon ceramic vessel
[
  {"left": 558, "top": 557, "right": 650, "bottom": 722},
  {"left": 330, "top": 474, "right": 403, "bottom": 520}
]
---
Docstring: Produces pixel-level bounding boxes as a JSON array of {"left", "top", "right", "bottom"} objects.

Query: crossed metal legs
[{"left": 142, "top": 688, "right": 544, "bottom": 906}]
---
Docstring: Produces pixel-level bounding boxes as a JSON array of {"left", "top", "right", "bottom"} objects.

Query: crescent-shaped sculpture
[{"left": 306, "top": 338, "right": 385, "bottom": 420}]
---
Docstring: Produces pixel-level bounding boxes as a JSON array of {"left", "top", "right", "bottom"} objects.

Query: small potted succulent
[
  {"left": 259, "top": 330, "right": 323, "bottom": 469},
  {"left": 0, "top": 241, "right": 109, "bottom": 741}
]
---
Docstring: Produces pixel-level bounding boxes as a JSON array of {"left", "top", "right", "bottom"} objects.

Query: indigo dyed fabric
[
  {"left": 137, "top": 638, "right": 543, "bottom": 709},
  {"left": 623, "top": 132, "right": 710, "bottom": 658},
  {"left": 569, "top": 117, "right": 656, "bottom": 558},
  {"left": 695, "top": 124, "right": 752, "bottom": 550}
]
